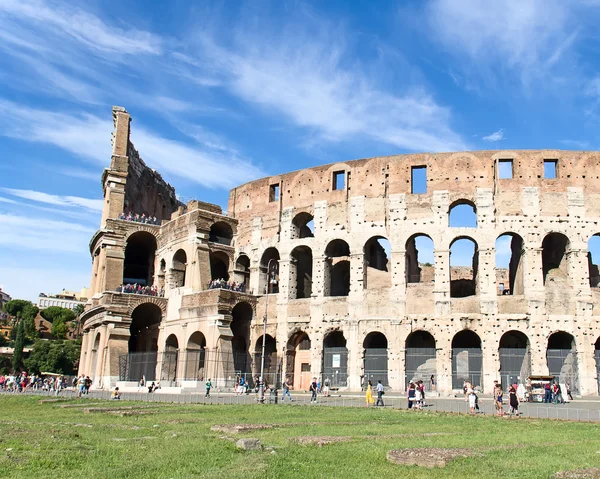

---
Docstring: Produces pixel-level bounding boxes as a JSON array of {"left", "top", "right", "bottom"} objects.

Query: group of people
[
  {"left": 0, "top": 373, "right": 66, "bottom": 393},
  {"left": 365, "top": 379, "right": 386, "bottom": 407},
  {"left": 543, "top": 381, "right": 572, "bottom": 404},
  {"left": 465, "top": 379, "right": 521, "bottom": 417},
  {"left": 207, "top": 279, "right": 246, "bottom": 292},
  {"left": 407, "top": 380, "right": 427, "bottom": 409},
  {"left": 74, "top": 374, "right": 93, "bottom": 397},
  {"left": 118, "top": 212, "right": 160, "bottom": 225},
  {"left": 116, "top": 284, "right": 164, "bottom": 297}
]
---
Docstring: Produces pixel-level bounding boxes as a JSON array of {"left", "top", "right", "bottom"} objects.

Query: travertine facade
[{"left": 79, "top": 107, "right": 600, "bottom": 395}]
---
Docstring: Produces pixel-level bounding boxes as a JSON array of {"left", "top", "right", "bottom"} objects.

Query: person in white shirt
[{"left": 375, "top": 380, "right": 385, "bottom": 406}]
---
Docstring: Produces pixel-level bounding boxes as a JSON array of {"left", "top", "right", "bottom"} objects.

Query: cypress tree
[{"left": 12, "top": 318, "right": 25, "bottom": 372}]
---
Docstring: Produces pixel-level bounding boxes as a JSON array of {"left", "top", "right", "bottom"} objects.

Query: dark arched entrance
[
  {"left": 405, "top": 331, "right": 436, "bottom": 389},
  {"left": 363, "top": 332, "right": 388, "bottom": 386},
  {"left": 123, "top": 232, "right": 157, "bottom": 286},
  {"left": 161, "top": 334, "right": 179, "bottom": 382},
  {"left": 122, "top": 303, "right": 161, "bottom": 381},
  {"left": 254, "top": 334, "right": 278, "bottom": 386},
  {"left": 185, "top": 331, "right": 206, "bottom": 381},
  {"left": 595, "top": 337, "right": 600, "bottom": 395},
  {"left": 209, "top": 222, "right": 233, "bottom": 246},
  {"left": 230, "top": 302, "right": 252, "bottom": 382},
  {"left": 451, "top": 330, "right": 482, "bottom": 389},
  {"left": 547, "top": 331, "right": 579, "bottom": 393},
  {"left": 322, "top": 331, "right": 348, "bottom": 387},
  {"left": 286, "top": 331, "right": 311, "bottom": 390},
  {"left": 172, "top": 249, "right": 187, "bottom": 288},
  {"left": 499, "top": 331, "right": 531, "bottom": 387}
]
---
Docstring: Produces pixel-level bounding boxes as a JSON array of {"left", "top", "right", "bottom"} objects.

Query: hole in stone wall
[
  {"left": 542, "top": 233, "right": 569, "bottom": 285},
  {"left": 172, "top": 249, "right": 187, "bottom": 288},
  {"left": 291, "top": 212, "right": 314, "bottom": 239},
  {"left": 260, "top": 247, "right": 280, "bottom": 293},
  {"left": 406, "top": 234, "right": 434, "bottom": 284},
  {"left": 544, "top": 159, "right": 558, "bottom": 179},
  {"left": 269, "top": 184, "right": 280, "bottom": 202},
  {"left": 450, "top": 237, "right": 478, "bottom": 298},
  {"left": 364, "top": 236, "right": 391, "bottom": 289},
  {"left": 411, "top": 166, "right": 427, "bottom": 194},
  {"left": 333, "top": 171, "right": 345, "bottom": 190},
  {"left": 587, "top": 234, "right": 600, "bottom": 287},
  {"left": 210, "top": 251, "right": 230, "bottom": 282},
  {"left": 325, "top": 239, "right": 350, "bottom": 297},
  {"left": 495, "top": 233, "right": 524, "bottom": 295},
  {"left": 449, "top": 201, "right": 477, "bottom": 228},
  {"left": 290, "top": 246, "right": 313, "bottom": 299}
]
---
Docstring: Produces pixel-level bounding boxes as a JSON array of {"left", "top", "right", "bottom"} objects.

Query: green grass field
[{"left": 0, "top": 396, "right": 599, "bottom": 478}]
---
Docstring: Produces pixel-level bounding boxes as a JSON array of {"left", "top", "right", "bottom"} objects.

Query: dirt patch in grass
[
  {"left": 292, "top": 436, "right": 353, "bottom": 447},
  {"left": 211, "top": 424, "right": 276, "bottom": 434},
  {"left": 553, "top": 469, "right": 600, "bottom": 478},
  {"left": 83, "top": 406, "right": 157, "bottom": 414},
  {"left": 387, "top": 448, "right": 479, "bottom": 468},
  {"left": 38, "top": 399, "right": 70, "bottom": 404}
]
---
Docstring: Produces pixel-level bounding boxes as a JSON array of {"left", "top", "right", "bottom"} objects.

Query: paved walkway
[{"left": 4, "top": 388, "right": 600, "bottom": 422}]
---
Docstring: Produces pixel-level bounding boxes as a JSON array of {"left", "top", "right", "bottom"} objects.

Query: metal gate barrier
[
  {"left": 547, "top": 349, "right": 579, "bottom": 394},
  {"left": 452, "top": 348, "right": 482, "bottom": 389},
  {"left": 363, "top": 348, "right": 388, "bottom": 386},
  {"left": 405, "top": 347, "right": 436, "bottom": 389},
  {"left": 322, "top": 347, "right": 348, "bottom": 387},
  {"left": 499, "top": 347, "right": 531, "bottom": 388}
]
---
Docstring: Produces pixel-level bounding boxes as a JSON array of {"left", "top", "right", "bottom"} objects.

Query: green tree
[
  {"left": 24, "top": 340, "right": 81, "bottom": 375},
  {"left": 3, "top": 299, "right": 39, "bottom": 341},
  {"left": 73, "top": 304, "right": 85, "bottom": 317},
  {"left": 41, "top": 306, "right": 76, "bottom": 340},
  {"left": 12, "top": 319, "right": 25, "bottom": 372}
]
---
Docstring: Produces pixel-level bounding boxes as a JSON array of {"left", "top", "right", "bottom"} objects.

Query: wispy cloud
[
  {"left": 188, "top": 13, "right": 468, "bottom": 153},
  {"left": 482, "top": 129, "right": 504, "bottom": 142},
  {"left": 560, "top": 139, "right": 590, "bottom": 149},
  {"left": 1, "top": 188, "right": 103, "bottom": 212}
]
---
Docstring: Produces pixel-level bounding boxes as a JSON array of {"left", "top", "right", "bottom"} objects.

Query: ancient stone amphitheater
[{"left": 78, "top": 106, "right": 600, "bottom": 395}]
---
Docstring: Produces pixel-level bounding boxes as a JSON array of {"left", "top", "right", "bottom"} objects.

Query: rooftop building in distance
[
  {"left": 0, "top": 288, "right": 11, "bottom": 310},
  {"left": 37, "top": 288, "right": 89, "bottom": 311},
  {"left": 78, "top": 106, "right": 600, "bottom": 396}
]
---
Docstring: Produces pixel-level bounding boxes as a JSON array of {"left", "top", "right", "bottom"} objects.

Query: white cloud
[
  {"left": 560, "top": 139, "right": 590, "bottom": 149},
  {"left": 190, "top": 18, "right": 468, "bottom": 153},
  {"left": 1, "top": 188, "right": 103, "bottom": 212},
  {"left": 482, "top": 129, "right": 505, "bottom": 142},
  {"left": 0, "top": 0, "right": 162, "bottom": 56}
]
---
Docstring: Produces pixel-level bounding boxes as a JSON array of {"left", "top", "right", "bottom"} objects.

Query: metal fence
[
  {"left": 364, "top": 349, "right": 388, "bottom": 386},
  {"left": 596, "top": 350, "right": 600, "bottom": 395},
  {"left": 405, "top": 347, "right": 436, "bottom": 388},
  {"left": 322, "top": 347, "right": 348, "bottom": 387},
  {"left": 452, "top": 348, "right": 483, "bottom": 389},
  {"left": 547, "top": 349, "right": 579, "bottom": 394},
  {"left": 118, "top": 349, "right": 283, "bottom": 388},
  {"left": 499, "top": 347, "right": 531, "bottom": 388}
]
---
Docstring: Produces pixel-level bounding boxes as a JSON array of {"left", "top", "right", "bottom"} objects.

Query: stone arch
[
  {"left": 449, "top": 199, "right": 477, "bottom": 228},
  {"left": 322, "top": 330, "right": 348, "bottom": 388},
  {"left": 595, "top": 337, "right": 600, "bottom": 395},
  {"left": 499, "top": 330, "right": 531, "bottom": 388},
  {"left": 547, "top": 331, "right": 579, "bottom": 393},
  {"left": 123, "top": 231, "right": 157, "bottom": 286},
  {"left": 231, "top": 302, "right": 253, "bottom": 379},
  {"left": 450, "top": 236, "right": 479, "bottom": 298},
  {"left": 442, "top": 152, "right": 487, "bottom": 182},
  {"left": 405, "top": 330, "right": 436, "bottom": 389},
  {"left": 542, "top": 232, "right": 570, "bottom": 285},
  {"left": 254, "top": 334, "right": 278, "bottom": 385},
  {"left": 451, "top": 330, "right": 482, "bottom": 389},
  {"left": 171, "top": 249, "right": 187, "bottom": 288},
  {"left": 234, "top": 253, "right": 250, "bottom": 290},
  {"left": 325, "top": 162, "right": 352, "bottom": 192},
  {"left": 324, "top": 239, "right": 350, "bottom": 297},
  {"left": 125, "top": 302, "right": 162, "bottom": 382},
  {"left": 363, "top": 331, "right": 388, "bottom": 386},
  {"left": 286, "top": 330, "right": 311, "bottom": 390},
  {"left": 161, "top": 333, "right": 179, "bottom": 382},
  {"left": 495, "top": 233, "right": 525, "bottom": 295},
  {"left": 291, "top": 211, "right": 315, "bottom": 239},
  {"left": 587, "top": 234, "right": 600, "bottom": 288},
  {"left": 364, "top": 236, "right": 391, "bottom": 290},
  {"left": 125, "top": 297, "right": 167, "bottom": 317},
  {"left": 210, "top": 250, "right": 230, "bottom": 282},
  {"left": 209, "top": 221, "right": 233, "bottom": 246},
  {"left": 290, "top": 246, "right": 313, "bottom": 299},
  {"left": 90, "top": 331, "right": 101, "bottom": 381},
  {"left": 260, "top": 247, "right": 280, "bottom": 294},
  {"left": 288, "top": 169, "right": 320, "bottom": 199},
  {"left": 405, "top": 234, "right": 435, "bottom": 284},
  {"left": 185, "top": 331, "right": 207, "bottom": 381}
]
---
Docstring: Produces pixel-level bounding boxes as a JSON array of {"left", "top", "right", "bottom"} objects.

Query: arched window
[
  {"left": 172, "top": 249, "right": 187, "bottom": 288},
  {"left": 325, "top": 240, "right": 350, "bottom": 297},
  {"left": 499, "top": 331, "right": 530, "bottom": 387},
  {"left": 495, "top": 233, "right": 524, "bottom": 295},
  {"left": 161, "top": 334, "right": 179, "bottom": 382},
  {"left": 363, "top": 332, "right": 388, "bottom": 386},
  {"left": 451, "top": 330, "right": 482, "bottom": 389},
  {"left": 254, "top": 334, "right": 277, "bottom": 385},
  {"left": 449, "top": 200, "right": 477, "bottom": 228},
  {"left": 231, "top": 302, "right": 253, "bottom": 378},
  {"left": 364, "top": 237, "right": 391, "bottom": 289},
  {"left": 185, "top": 331, "right": 206, "bottom": 381},
  {"left": 290, "top": 246, "right": 313, "bottom": 299},
  {"left": 547, "top": 331, "right": 579, "bottom": 393},
  {"left": 286, "top": 331, "right": 311, "bottom": 390},
  {"left": 450, "top": 237, "right": 478, "bottom": 298},
  {"left": 405, "top": 234, "right": 434, "bottom": 284},
  {"left": 234, "top": 254, "right": 250, "bottom": 290},
  {"left": 405, "top": 331, "right": 436, "bottom": 390},
  {"left": 542, "top": 233, "right": 569, "bottom": 285},
  {"left": 587, "top": 234, "right": 600, "bottom": 287},
  {"left": 210, "top": 251, "right": 230, "bottom": 282},
  {"left": 209, "top": 222, "right": 233, "bottom": 246},
  {"left": 123, "top": 232, "right": 157, "bottom": 286},
  {"left": 291, "top": 212, "right": 314, "bottom": 239},
  {"left": 323, "top": 331, "right": 348, "bottom": 387},
  {"left": 260, "top": 248, "right": 280, "bottom": 294}
]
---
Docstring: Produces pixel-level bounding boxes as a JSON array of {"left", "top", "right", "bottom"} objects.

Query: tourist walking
[
  {"left": 376, "top": 380, "right": 385, "bottom": 407},
  {"left": 281, "top": 377, "right": 293, "bottom": 402},
  {"left": 495, "top": 383, "right": 505, "bottom": 416},
  {"left": 309, "top": 378, "right": 318, "bottom": 403},
  {"left": 414, "top": 382, "right": 423, "bottom": 409},
  {"left": 407, "top": 382, "right": 416, "bottom": 409},
  {"left": 509, "top": 386, "right": 519, "bottom": 416},
  {"left": 465, "top": 381, "right": 476, "bottom": 415},
  {"left": 365, "top": 380, "right": 375, "bottom": 407},
  {"left": 205, "top": 378, "right": 212, "bottom": 398}
]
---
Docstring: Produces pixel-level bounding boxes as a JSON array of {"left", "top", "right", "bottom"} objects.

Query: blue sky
[{"left": 2, "top": 0, "right": 600, "bottom": 301}]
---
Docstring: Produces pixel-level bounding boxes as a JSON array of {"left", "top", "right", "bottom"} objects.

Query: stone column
[
  {"left": 576, "top": 335, "right": 597, "bottom": 396},
  {"left": 346, "top": 323, "right": 360, "bottom": 389},
  {"left": 349, "top": 252, "right": 364, "bottom": 297},
  {"left": 278, "top": 259, "right": 292, "bottom": 300},
  {"left": 313, "top": 255, "right": 326, "bottom": 297},
  {"left": 436, "top": 347, "right": 452, "bottom": 395},
  {"left": 79, "top": 331, "right": 90, "bottom": 376},
  {"left": 434, "top": 249, "right": 451, "bottom": 316},
  {"left": 481, "top": 335, "right": 500, "bottom": 394}
]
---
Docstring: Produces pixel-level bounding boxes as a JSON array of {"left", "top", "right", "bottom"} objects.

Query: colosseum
[{"left": 78, "top": 106, "right": 600, "bottom": 396}]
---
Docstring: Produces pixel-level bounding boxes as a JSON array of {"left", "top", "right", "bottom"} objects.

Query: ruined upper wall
[
  {"left": 100, "top": 106, "right": 181, "bottom": 226},
  {"left": 227, "top": 150, "right": 600, "bottom": 244}
]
